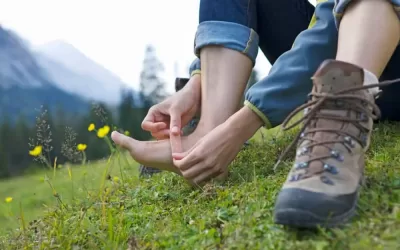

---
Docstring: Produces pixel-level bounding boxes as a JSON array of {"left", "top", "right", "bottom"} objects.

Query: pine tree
[{"left": 139, "top": 45, "right": 168, "bottom": 109}]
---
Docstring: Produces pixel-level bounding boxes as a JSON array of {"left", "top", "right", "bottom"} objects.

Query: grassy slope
[
  {"left": 0, "top": 158, "right": 138, "bottom": 235},
  {"left": 0, "top": 123, "right": 399, "bottom": 249}
]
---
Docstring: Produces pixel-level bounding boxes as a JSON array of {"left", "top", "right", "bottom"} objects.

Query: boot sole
[
  {"left": 274, "top": 205, "right": 356, "bottom": 228},
  {"left": 274, "top": 188, "right": 360, "bottom": 228}
]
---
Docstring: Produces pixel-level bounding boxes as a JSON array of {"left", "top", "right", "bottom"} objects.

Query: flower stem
[
  {"left": 81, "top": 151, "right": 87, "bottom": 165},
  {"left": 104, "top": 136, "right": 115, "bottom": 154}
]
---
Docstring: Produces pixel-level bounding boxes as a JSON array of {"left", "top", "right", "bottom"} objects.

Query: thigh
[
  {"left": 199, "top": 0, "right": 258, "bottom": 31},
  {"left": 257, "top": 0, "right": 315, "bottom": 65}
]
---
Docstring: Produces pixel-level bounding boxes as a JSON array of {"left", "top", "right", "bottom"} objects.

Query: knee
[{"left": 333, "top": 0, "right": 400, "bottom": 28}]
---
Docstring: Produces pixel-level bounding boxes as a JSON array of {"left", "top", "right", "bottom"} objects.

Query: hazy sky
[{"left": 0, "top": 0, "right": 316, "bottom": 93}]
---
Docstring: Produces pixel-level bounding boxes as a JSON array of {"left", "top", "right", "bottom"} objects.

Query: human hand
[
  {"left": 141, "top": 74, "right": 201, "bottom": 140},
  {"left": 172, "top": 106, "right": 263, "bottom": 185}
]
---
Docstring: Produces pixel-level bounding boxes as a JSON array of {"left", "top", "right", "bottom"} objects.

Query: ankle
[{"left": 195, "top": 119, "right": 222, "bottom": 136}]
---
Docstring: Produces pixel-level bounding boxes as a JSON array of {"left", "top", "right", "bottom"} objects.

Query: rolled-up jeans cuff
[
  {"left": 189, "top": 58, "right": 201, "bottom": 76},
  {"left": 334, "top": 0, "right": 400, "bottom": 28},
  {"left": 194, "top": 21, "right": 259, "bottom": 65}
]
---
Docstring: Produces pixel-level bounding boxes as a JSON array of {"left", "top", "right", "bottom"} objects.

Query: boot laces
[{"left": 273, "top": 79, "right": 400, "bottom": 180}]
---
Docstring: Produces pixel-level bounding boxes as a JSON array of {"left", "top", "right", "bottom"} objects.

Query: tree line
[
  {"left": 0, "top": 45, "right": 260, "bottom": 179},
  {"left": 0, "top": 45, "right": 167, "bottom": 179}
]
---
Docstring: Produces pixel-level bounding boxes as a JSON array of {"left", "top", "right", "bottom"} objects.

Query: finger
[
  {"left": 141, "top": 111, "right": 157, "bottom": 130},
  {"left": 169, "top": 106, "right": 182, "bottom": 136},
  {"left": 142, "top": 121, "right": 168, "bottom": 132},
  {"left": 192, "top": 168, "right": 223, "bottom": 185},
  {"left": 173, "top": 149, "right": 202, "bottom": 171},
  {"left": 172, "top": 151, "right": 189, "bottom": 160},
  {"left": 151, "top": 129, "right": 170, "bottom": 140},
  {"left": 180, "top": 162, "right": 208, "bottom": 179},
  {"left": 170, "top": 133, "right": 183, "bottom": 154}
]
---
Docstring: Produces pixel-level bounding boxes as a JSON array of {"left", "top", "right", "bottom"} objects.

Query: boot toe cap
[{"left": 273, "top": 188, "right": 359, "bottom": 228}]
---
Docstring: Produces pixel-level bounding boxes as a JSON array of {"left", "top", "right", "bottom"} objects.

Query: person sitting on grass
[
  {"left": 134, "top": 0, "right": 316, "bottom": 177},
  {"left": 111, "top": 0, "right": 400, "bottom": 228}
]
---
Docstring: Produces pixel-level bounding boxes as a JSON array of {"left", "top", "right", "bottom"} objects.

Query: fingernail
[{"left": 171, "top": 126, "right": 179, "bottom": 134}]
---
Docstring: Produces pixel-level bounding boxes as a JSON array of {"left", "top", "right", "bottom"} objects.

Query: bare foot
[{"left": 111, "top": 129, "right": 203, "bottom": 174}]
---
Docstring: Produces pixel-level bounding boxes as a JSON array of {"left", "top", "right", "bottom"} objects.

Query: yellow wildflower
[
  {"left": 97, "top": 125, "right": 110, "bottom": 138},
  {"left": 77, "top": 143, "right": 87, "bottom": 151},
  {"left": 124, "top": 130, "right": 130, "bottom": 136},
  {"left": 88, "top": 123, "right": 95, "bottom": 132},
  {"left": 29, "top": 146, "right": 42, "bottom": 157},
  {"left": 113, "top": 176, "right": 120, "bottom": 182},
  {"left": 5, "top": 197, "right": 12, "bottom": 203}
]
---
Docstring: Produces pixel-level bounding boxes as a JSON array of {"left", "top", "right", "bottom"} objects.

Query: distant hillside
[
  {"left": 0, "top": 25, "right": 89, "bottom": 123},
  {"left": 35, "top": 40, "right": 134, "bottom": 105}
]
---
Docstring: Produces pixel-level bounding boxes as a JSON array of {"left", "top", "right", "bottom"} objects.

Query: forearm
[{"left": 226, "top": 105, "right": 263, "bottom": 143}]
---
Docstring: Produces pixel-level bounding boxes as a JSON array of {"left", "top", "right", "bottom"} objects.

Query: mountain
[
  {"left": 34, "top": 40, "right": 132, "bottom": 105},
  {"left": 0, "top": 25, "right": 89, "bottom": 123}
]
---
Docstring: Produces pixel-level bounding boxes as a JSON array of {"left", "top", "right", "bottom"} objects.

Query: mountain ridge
[{"left": 35, "top": 40, "right": 133, "bottom": 104}]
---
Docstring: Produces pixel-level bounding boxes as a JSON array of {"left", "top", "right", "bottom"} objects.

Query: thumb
[{"left": 169, "top": 107, "right": 182, "bottom": 136}]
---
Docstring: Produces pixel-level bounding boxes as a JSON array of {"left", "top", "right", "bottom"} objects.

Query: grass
[
  {"left": 0, "top": 158, "right": 138, "bottom": 235},
  {"left": 0, "top": 123, "right": 399, "bottom": 249}
]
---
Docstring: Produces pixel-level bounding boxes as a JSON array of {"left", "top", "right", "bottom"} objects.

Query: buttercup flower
[
  {"left": 5, "top": 197, "right": 12, "bottom": 203},
  {"left": 97, "top": 125, "right": 110, "bottom": 138},
  {"left": 29, "top": 146, "right": 42, "bottom": 157},
  {"left": 113, "top": 176, "right": 120, "bottom": 182},
  {"left": 88, "top": 123, "right": 95, "bottom": 132},
  {"left": 77, "top": 143, "right": 87, "bottom": 151}
]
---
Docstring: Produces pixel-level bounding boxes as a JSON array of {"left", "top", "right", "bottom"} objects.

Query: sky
[{"left": 0, "top": 0, "right": 317, "bottom": 93}]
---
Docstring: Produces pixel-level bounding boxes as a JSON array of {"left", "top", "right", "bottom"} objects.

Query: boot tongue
[
  {"left": 306, "top": 60, "right": 364, "bottom": 170},
  {"left": 312, "top": 59, "right": 364, "bottom": 94}
]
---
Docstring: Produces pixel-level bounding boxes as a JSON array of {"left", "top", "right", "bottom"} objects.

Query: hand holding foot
[
  {"left": 173, "top": 107, "right": 263, "bottom": 185},
  {"left": 111, "top": 128, "right": 204, "bottom": 175},
  {"left": 141, "top": 75, "right": 201, "bottom": 140}
]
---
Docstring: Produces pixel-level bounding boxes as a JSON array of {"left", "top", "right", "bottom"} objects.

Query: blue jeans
[
  {"left": 190, "top": 0, "right": 400, "bottom": 128},
  {"left": 189, "top": 0, "right": 315, "bottom": 76}
]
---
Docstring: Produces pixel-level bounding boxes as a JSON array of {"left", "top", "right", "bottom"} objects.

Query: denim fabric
[
  {"left": 246, "top": 0, "right": 400, "bottom": 126},
  {"left": 195, "top": 21, "right": 260, "bottom": 64},
  {"left": 189, "top": 0, "right": 315, "bottom": 75},
  {"left": 334, "top": 0, "right": 400, "bottom": 27},
  {"left": 246, "top": 0, "right": 338, "bottom": 127},
  {"left": 189, "top": 58, "right": 201, "bottom": 76}
]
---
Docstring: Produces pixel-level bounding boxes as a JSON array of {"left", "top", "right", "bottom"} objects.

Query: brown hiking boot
[{"left": 273, "top": 59, "right": 390, "bottom": 228}]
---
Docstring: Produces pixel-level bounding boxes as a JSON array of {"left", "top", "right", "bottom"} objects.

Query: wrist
[{"left": 226, "top": 106, "right": 263, "bottom": 142}]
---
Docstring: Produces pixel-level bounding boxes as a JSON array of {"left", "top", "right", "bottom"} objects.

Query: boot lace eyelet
[
  {"left": 323, "top": 164, "right": 338, "bottom": 174},
  {"left": 360, "top": 133, "right": 368, "bottom": 147},
  {"left": 320, "top": 175, "right": 334, "bottom": 185},
  {"left": 289, "top": 174, "right": 303, "bottom": 182},
  {"left": 361, "top": 113, "right": 368, "bottom": 122},
  {"left": 330, "top": 150, "right": 344, "bottom": 162},
  {"left": 296, "top": 147, "right": 309, "bottom": 156},
  {"left": 344, "top": 136, "right": 355, "bottom": 148},
  {"left": 294, "top": 162, "right": 308, "bottom": 170}
]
